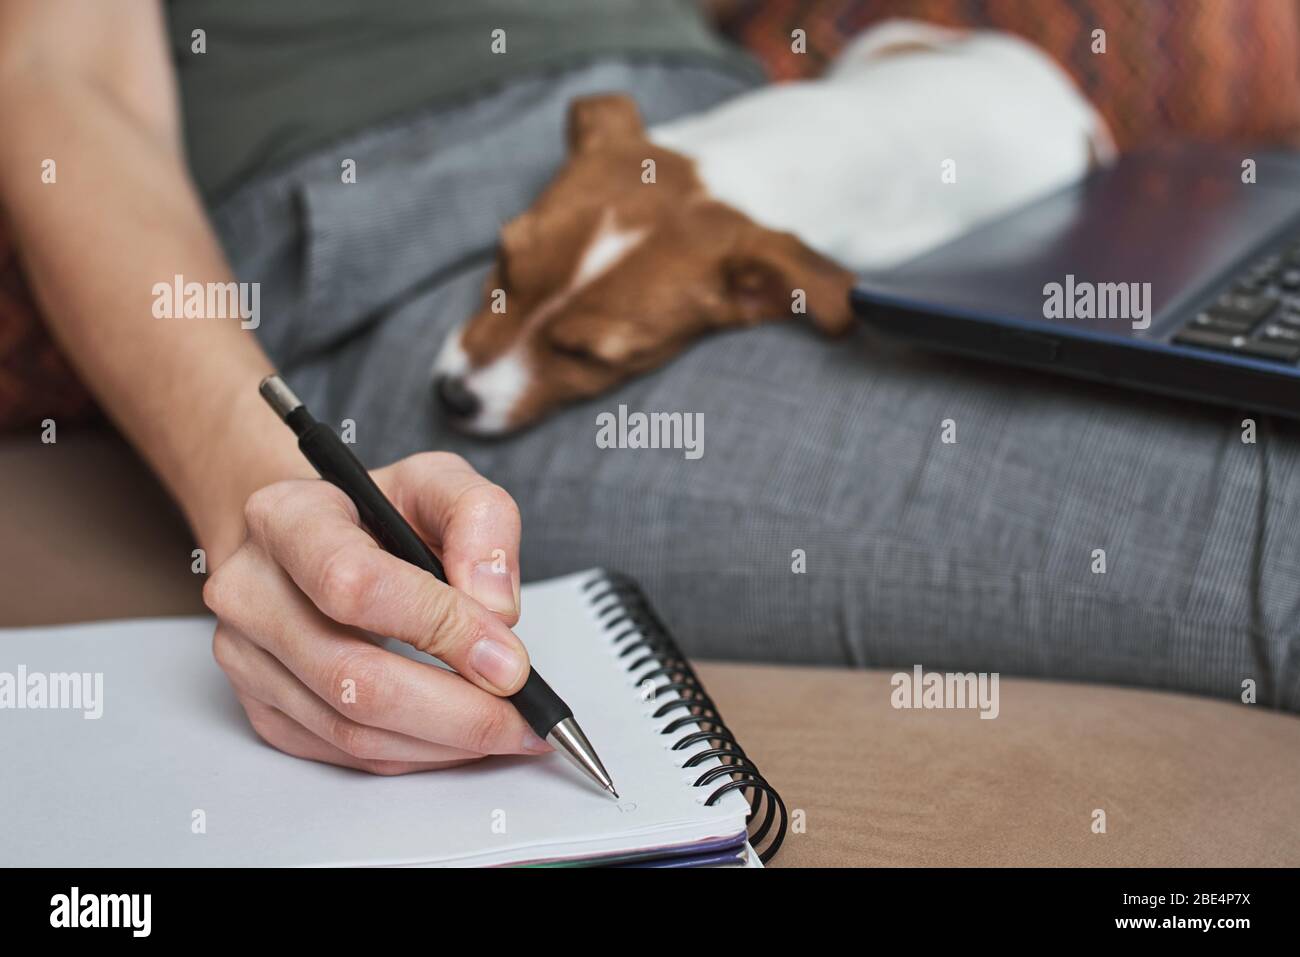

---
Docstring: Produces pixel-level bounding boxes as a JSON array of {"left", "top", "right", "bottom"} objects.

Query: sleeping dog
[{"left": 433, "top": 19, "right": 1114, "bottom": 434}]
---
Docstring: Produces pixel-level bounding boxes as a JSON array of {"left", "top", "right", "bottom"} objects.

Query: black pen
[{"left": 258, "top": 374, "right": 618, "bottom": 798}]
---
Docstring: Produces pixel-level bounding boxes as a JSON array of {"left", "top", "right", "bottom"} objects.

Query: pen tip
[{"left": 609, "top": 786, "right": 620, "bottom": 800}]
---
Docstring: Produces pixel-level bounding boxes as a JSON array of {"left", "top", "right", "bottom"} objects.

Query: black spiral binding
[{"left": 582, "top": 571, "right": 788, "bottom": 864}]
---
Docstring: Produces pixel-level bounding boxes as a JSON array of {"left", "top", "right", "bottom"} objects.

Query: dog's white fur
[
  {"left": 572, "top": 211, "right": 649, "bottom": 285},
  {"left": 649, "top": 20, "right": 1112, "bottom": 270},
  {"left": 436, "top": 20, "right": 1113, "bottom": 432}
]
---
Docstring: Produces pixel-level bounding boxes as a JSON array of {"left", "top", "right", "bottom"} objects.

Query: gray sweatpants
[{"left": 211, "top": 57, "right": 1300, "bottom": 711}]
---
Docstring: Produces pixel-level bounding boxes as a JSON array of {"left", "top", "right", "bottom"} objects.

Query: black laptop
[{"left": 852, "top": 145, "right": 1300, "bottom": 418}]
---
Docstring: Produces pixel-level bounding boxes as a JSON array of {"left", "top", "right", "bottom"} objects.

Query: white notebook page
[{"left": 0, "top": 569, "right": 751, "bottom": 866}]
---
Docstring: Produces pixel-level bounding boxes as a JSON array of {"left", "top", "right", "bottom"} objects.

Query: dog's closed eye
[
  {"left": 548, "top": 314, "right": 662, "bottom": 367},
  {"left": 549, "top": 339, "right": 607, "bottom": 365}
]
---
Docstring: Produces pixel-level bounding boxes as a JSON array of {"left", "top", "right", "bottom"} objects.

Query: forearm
[{"left": 0, "top": 73, "right": 309, "bottom": 562}]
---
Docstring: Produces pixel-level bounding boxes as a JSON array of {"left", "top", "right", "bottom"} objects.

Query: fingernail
[
  {"left": 471, "top": 561, "right": 517, "bottom": 616},
  {"left": 469, "top": 637, "right": 526, "bottom": 691},
  {"left": 521, "top": 731, "right": 553, "bottom": 754}
]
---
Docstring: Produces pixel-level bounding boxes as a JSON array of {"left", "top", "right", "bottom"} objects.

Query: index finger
[
  {"left": 374, "top": 452, "right": 522, "bottom": 626},
  {"left": 243, "top": 480, "right": 531, "bottom": 696}
]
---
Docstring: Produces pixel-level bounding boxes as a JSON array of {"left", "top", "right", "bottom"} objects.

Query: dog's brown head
[{"left": 433, "top": 93, "right": 854, "bottom": 434}]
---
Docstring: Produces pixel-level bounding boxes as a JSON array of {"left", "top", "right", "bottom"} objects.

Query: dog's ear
[
  {"left": 567, "top": 94, "right": 645, "bottom": 153},
  {"left": 499, "top": 211, "right": 536, "bottom": 256},
  {"left": 720, "top": 226, "right": 855, "bottom": 335}
]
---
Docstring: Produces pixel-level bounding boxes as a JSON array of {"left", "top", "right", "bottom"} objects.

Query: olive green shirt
[{"left": 166, "top": 0, "right": 758, "bottom": 200}]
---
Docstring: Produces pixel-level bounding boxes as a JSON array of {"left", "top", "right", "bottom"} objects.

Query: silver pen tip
[{"left": 547, "top": 717, "right": 618, "bottom": 798}]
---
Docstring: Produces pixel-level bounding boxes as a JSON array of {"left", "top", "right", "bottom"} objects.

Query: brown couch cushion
[{"left": 0, "top": 237, "right": 97, "bottom": 432}]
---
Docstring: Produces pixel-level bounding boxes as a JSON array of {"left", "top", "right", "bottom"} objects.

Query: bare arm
[
  {"left": 0, "top": 0, "right": 538, "bottom": 775},
  {"left": 0, "top": 0, "right": 305, "bottom": 563}
]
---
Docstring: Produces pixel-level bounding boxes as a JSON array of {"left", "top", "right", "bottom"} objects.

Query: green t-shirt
[{"left": 166, "top": 0, "right": 758, "bottom": 200}]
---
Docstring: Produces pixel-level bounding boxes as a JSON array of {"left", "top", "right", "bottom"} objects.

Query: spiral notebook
[{"left": 0, "top": 569, "right": 786, "bottom": 867}]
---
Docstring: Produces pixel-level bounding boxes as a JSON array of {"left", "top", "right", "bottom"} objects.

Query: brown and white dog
[{"left": 433, "top": 20, "right": 1114, "bottom": 433}]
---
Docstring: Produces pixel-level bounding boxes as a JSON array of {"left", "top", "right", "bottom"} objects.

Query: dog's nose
[{"left": 435, "top": 374, "right": 481, "bottom": 419}]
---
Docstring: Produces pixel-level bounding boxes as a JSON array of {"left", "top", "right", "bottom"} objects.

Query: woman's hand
[
  {"left": 2, "top": 3, "right": 542, "bottom": 775},
  {"left": 202, "top": 451, "right": 549, "bottom": 775}
]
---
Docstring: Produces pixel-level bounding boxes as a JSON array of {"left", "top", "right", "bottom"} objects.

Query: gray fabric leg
[{"left": 211, "top": 58, "right": 1300, "bottom": 712}]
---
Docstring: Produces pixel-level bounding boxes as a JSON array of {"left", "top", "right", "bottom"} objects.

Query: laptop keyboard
[{"left": 1172, "top": 240, "right": 1300, "bottom": 363}]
